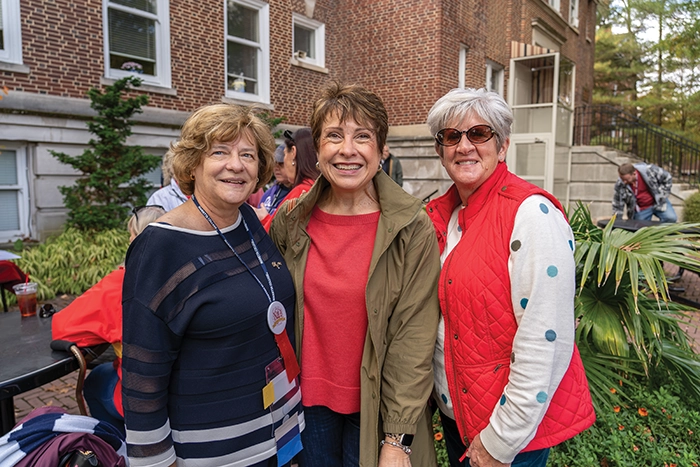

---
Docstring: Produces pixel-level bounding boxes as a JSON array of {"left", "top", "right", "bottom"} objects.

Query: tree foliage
[
  {"left": 51, "top": 76, "right": 161, "bottom": 230},
  {"left": 595, "top": 0, "right": 700, "bottom": 143}
]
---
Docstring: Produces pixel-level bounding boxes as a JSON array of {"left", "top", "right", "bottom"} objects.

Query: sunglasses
[
  {"left": 39, "top": 303, "right": 57, "bottom": 318},
  {"left": 435, "top": 125, "right": 497, "bottom": 147},
  {"left": 283, "top": 130, "right": 295, "bottom": 144},
  {"left": 132, "top": 205, "right": 164, "bottom": 222}
]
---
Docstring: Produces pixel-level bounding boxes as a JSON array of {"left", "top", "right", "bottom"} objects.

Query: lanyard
[
  {"left": 191, "top": 195, "right": 300, "bottom": 383},
  {"left": 192, "top": 194, "right": 275, "bottom": 303}
]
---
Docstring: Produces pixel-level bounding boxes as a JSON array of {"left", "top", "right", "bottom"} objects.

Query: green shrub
[
  {"left": 6, "top": 227, "right": 129, "bottom": 305},
  {"left": 683, "top": 191, "right": 700, "bottom": 222},
  {"left": 550, "top": 376, "right": 700, "bottom": 467},
  {"left": 51, "top": 76, "right": 161, "bottom": 231},
  {"left": 431, "top": 375, "right": 700, "bottom": 467}
]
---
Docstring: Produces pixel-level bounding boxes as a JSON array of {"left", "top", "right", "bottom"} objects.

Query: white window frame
[
  {"left": 458, "top": 45, "right": 467, "bottom": 88},
  {"left": 548, "top": 0, "right": 561, "bottom": 12},
  {"left": 102, "top": 0, "right": 172, "bottom": 88},
  {"left": 225, "top": 0, "right": 270, "bottom": 104},
  {"left": 0, "top": 144, "right": 28, "bottom": 242},
  {"left": 570, "top": 0, "right": 579, "bottom": 28},
  {"left": 0, "top": 0, "right": 23, "bottom": 65},
  {"left": 292, "top": 13, "right": 325, "bottom": 69},
  {"left": 486, "top": 60, "right": 504, "bottom": 96}
]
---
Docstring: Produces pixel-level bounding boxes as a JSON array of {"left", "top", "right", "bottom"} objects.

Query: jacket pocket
[{"left": 458, "top": 358, "right": 511, "bottom": 441}]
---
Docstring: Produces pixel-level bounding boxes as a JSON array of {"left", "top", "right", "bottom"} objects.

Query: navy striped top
[{"left": 122, "top": 205, "right": 302, "bottom": 467}]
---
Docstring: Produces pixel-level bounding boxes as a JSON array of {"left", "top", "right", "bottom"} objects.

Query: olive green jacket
[{"left": 269, "top": 171, "right": 440, "bottom": 467}]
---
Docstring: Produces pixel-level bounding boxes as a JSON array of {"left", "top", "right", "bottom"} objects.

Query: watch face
[{"left": 400, "top": 433, "right": 414, "bottom": 446}]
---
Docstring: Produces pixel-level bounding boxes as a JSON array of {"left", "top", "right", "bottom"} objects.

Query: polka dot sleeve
[{"left": 479, "top": 195, "right": 576, "bottom": 463}]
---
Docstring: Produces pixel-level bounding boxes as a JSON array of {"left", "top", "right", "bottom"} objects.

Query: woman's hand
[
  {"left": 467, "top": 433, "right": 510, "bottom": 467},
  {"left": 378, "top": 439, "right": 412, "bottom": 467},
  {"left": 252, "top": 205, "right": 269, "bottom": 220}
]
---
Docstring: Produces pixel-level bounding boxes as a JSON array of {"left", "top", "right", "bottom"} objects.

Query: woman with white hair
[{"left": 424, "top": 88, "right": 595, "bottom": 467}]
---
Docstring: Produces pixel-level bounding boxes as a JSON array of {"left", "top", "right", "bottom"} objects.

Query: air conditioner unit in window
[{"left": 294, "top": 50, "right": 308, "bottom": 59}]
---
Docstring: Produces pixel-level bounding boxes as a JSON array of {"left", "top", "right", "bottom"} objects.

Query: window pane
[
  {"left": 516, "top": 143, "right": 546, "bottom": 177},
  {"left": 0, "top": 150, "right": 17, "bottom": 185},
  {"left": 0, "top": 5, "right": 4, "bottom": 50},
  {"left": 227, "top": 41, "right": 258, "bottom": 94},
  {"left": 227, "top": 1, "right": 258, "bottom": 42},
  {"left": 109, "top": 7, "right": 156, "bottom": 75},
  {"left": 0, "top": 191, "right": 19, "bottom": 231},
  {"left": 294, "top": 25, "right": 314, "bottom": 58},
  {"left": 558, "top": 58, "right": 574, "bottom": 108},
  {"left": 111, "top": 0, "right": 157, "bottom": 14}
]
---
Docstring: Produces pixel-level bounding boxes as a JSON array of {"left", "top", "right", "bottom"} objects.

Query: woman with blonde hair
[{"left": 122, "top": 104, "right": 303, "bottom": 467}]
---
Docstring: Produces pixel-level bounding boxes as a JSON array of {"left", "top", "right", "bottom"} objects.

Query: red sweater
[{"left": 301, "top": 207, "right": 380, "bottom": 413}]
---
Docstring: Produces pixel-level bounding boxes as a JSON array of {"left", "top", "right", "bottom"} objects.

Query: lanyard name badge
[
  {"left": 193, "top": 196, "right": 303, "bottom": 466},
  {"left": 191, "top": 196, "right": 300, "bottom": 386}
]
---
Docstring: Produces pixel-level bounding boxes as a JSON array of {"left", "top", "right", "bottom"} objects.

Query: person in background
[
  {"left": 613, "top": 162, "right": 677, "bottom": 222},
  {"left": 122, "top": 104, "right": 302, "bottom": 467},
  {"left": 270, "top": 82, "right": 440, "bottom": 467},
  {"left": 52, "top": 205, "right": 166, "bottom": 436},
  {"left": 381, "top": 144, "right": 403, "bottom": 187},
  {"left": 258, "top": 144, "right": 292, "bottom": 216},
  {"left": 259, "top": 127, "right": 320, "bottom": 230},
  {"left": 425, "top": 88, "right": 595, "bottom": 467},
  {"left": 147, "top": 145, "right": 188, "bottom": 211}
]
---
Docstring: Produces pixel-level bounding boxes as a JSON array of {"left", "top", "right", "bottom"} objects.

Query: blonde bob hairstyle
[{"left": 171, "top": 104, "right": 276, "bottom": 196}]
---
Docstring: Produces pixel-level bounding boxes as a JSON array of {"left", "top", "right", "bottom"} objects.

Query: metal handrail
[{"left": 573, "top": 105, "right": 700, "bottom": 186}]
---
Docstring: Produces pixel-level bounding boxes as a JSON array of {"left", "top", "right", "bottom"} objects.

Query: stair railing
[{"left": 574, "top": 105, "right": 700, "bottom": 186}]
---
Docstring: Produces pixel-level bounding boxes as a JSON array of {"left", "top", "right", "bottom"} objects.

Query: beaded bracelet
[{"left": 380, "top": 439, "right": 412, "bottom": 455}]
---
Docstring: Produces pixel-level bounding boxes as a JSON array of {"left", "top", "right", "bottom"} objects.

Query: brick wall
[{"left": 4, "top": 0, "right": 595, "bottom": 124}]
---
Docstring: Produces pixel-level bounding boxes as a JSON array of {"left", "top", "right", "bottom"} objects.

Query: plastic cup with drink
[{"left": 13, "top": 282, "right": 38, "bottom": 318}]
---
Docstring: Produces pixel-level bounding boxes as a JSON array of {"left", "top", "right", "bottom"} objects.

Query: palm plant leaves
[{"left": 570, "top": 202, "right": 700, "bottom": 407}]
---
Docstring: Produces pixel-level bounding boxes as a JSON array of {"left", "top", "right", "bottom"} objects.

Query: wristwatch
[{"left": 386, "top": 433, "right": 414, "bottom": 447}]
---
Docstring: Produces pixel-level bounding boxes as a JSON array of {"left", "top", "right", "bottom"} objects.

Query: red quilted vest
[{"left": 426, "top": 163, "right": 595, "bottom": 452}]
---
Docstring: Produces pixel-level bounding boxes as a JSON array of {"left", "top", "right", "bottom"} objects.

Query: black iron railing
[{"left": 574, "top": 105, "right": 700, "bottom": 186}]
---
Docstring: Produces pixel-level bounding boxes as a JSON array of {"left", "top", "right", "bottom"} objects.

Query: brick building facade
[{"left": 0, "top": 0, "right": 596, "bottom": 241}]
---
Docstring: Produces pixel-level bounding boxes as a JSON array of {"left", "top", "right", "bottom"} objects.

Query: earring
[
  {"left": 315, "top": 162, "right": 320, "bottom": 169},
  {"left": 292, "top": 161, "right": 296, "bottom": 166},
  {"left": 378, "top": 163, "right": 382, "bottom": 172},
  {"left": 190, "top": 174, "right": 195, "bottom": 180},
  {"left": 256, "top": 177, "right": 259, "bottom": 183}
]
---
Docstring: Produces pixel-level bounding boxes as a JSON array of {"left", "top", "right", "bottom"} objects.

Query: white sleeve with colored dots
[{"left": 479, "top": 194, "right": 576, "bottom": 464}]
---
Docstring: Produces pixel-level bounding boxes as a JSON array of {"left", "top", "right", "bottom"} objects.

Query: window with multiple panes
[
  {"left": 486, "top": 60, "right": 504, "bottom": 96},
  {"left": 570, "top": 0, "right": 579, "bottom": 28},
  {"left": 0, "top": 0, "right": 23, "bottom": 64},
  {"left": 0, "top": 145, "right": 27, "bottom": 241},
  {"left": 292, "top": 13, "right": 325, "bottom": 68},
  {"left": 548, "top": 0, "right": 561, "bottom": 11},
  {"left": 226, "top": 0, "right": 270, "bottom": 103},
  {"left": 103, "top": 0, "right": 171, "bottom": 87}
]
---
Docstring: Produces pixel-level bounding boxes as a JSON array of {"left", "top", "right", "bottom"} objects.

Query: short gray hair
[{"left": 426, "top": 88, "right": 513, "bottom": 151}]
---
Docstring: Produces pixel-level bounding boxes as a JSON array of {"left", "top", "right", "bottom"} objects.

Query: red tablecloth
[{"left": 0, "top": 260, "right": 28, "bottom": 293}]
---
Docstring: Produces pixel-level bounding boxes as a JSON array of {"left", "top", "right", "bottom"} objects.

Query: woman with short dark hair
[{"left": 271, "top": 82, "right": 440, "bottom": 467}]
